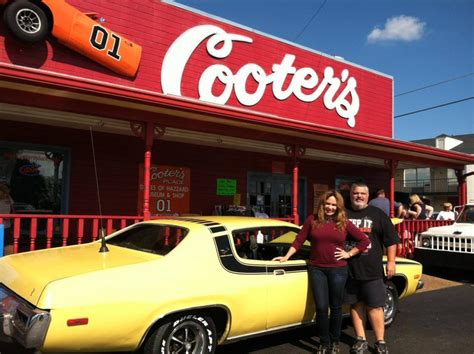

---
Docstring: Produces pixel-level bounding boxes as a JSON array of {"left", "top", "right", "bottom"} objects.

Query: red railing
[
  {"left": 2, "top": 214, "right": 445, "bottom": 258},
  {"left": 0, "top": 214, "right": 144, "bottom": 254},
  {"left": 0, "top": 214, "right": 296, "bottom": 254},
  {"left": 395, "top": 219, "right": 454, "bottom": 258}
]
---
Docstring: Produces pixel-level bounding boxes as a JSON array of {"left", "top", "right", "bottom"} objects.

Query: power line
[
  {"left": 293, "top": 0, "right": 328, "bottom": 42},
  {"left": 394, "top": 96, "right": 474, "bottom": 118},
  {"left": 395, "top": 72, "right": 474, "bottom": 97}
]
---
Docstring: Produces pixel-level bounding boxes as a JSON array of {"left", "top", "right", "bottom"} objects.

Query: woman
[
  {"left": 273, "top": 190, "right": 370, "bottom": 354},
  {"left": 407, "top": 194, "right": 433, "bottom": 219},
  {"left": 436, "top": 202, "right": 455, "bottom": 220}
]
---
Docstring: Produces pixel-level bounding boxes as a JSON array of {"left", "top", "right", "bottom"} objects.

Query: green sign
[{"left": 217, "top": 178, "right": 237, "bottom": 196}]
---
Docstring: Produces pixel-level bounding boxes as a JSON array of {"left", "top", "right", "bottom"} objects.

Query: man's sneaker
[
  {"left": 375, "top": 340, "right": 388, "bottom": 354},
  {"left": 330, "top": 342, "right": 341, "bottom": 354},
  {"left": 315, "top": 344, "right": 330, "bottom": 354},
  {"left": 350, "top": 336, "right": 368, "bottom": 354}
]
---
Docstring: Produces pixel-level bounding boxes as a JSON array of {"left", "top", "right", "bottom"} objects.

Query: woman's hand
[
  {"left": 334, "top": 247, "right": 352, "bottom": 260},
  {"left": 272, "top": 256, "right": 289, "bottom": 262}
]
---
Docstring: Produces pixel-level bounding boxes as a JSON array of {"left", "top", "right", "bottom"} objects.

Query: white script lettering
[{"left": 161, "top": 25, "right": 360, "bottom": 127}]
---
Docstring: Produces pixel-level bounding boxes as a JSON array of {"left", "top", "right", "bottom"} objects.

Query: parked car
[
  {"left": 0, "top": 216, "right": 424, "bottom": 353},
  {"left": 415, "top": 204, "right": 474, "bottom": 271},
  {"left": 0, "top": 0, "right": 142, "bottom": 76}
]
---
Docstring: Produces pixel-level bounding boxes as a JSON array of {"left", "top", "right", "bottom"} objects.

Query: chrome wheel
[
  {"left": 384, "top": 288, "right": 395, "bottom": 321},
  {"left": 15, "top": 8, "right": 42, "bottom": 35},
  {"left": 164, "top": 320, "right": 206, "bottom": 354},
  {"left": 383, "top": 281, "right": 399, "bottom": 327}
]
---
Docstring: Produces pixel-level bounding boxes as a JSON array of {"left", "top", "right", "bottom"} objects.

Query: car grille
[{"left": 416, "top": 234, "right": 473, "bottom": 253}]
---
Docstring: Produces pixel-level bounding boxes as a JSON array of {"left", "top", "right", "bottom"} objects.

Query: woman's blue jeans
[{"left": 308, "top": 265, "right": 349, "bottom": 346}]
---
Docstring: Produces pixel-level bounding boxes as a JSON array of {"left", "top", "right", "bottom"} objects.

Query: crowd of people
[{"left": 368, "top": 188, "right": 454, "bottom": 221}]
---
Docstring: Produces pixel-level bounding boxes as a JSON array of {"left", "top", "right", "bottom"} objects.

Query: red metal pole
[
  {"left": 389, "top": 160, "right": 395, "bottom": 217},
  {"left": 460, "top": 178, "right": 466, "bottom": 205},
  {"left": 293, "top": 161, "right": 299, "bottom": 225},
  {"left": 386, "top": 159, "right": 398, "bottom": 218},
  {"left": 143, "top": 122, "right": 154, "bottom": 221},
  {"left": 456, "top": 170, "right": 466, "bottom": 205}
]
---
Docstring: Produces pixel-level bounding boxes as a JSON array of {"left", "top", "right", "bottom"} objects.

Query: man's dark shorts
[{"left": 344, "top": 278, "right": 386, "bottom": 308}]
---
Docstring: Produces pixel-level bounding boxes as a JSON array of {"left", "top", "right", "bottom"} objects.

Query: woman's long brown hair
[{"left": 313, "top": 190, "right": 347, "bottom": 232}]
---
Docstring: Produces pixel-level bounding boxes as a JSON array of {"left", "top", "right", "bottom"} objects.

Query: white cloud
[{"left": 367, "top": 15, "right": 426, "bottom": 43}]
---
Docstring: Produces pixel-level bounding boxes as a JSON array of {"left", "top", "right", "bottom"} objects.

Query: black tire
[
  {"left": 3, "top": 0, "right": 49, "bottom": 43},
  {"left": 143, "top": 314, "right": 217, "bottom": 354},
  {"left": 384, "top": 280, "right": 399, "bottom": 327}
]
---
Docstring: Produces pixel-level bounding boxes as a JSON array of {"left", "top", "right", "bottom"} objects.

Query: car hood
[
  {"left": 422, "top": 223, "right": 474, "bottom": 236},
  {"left": 0, "top": 243, "right": 158, "bottom": 306}
]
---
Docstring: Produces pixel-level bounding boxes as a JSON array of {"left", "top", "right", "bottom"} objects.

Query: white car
[{"left": 415, "top": 204, "right": 474, "bottom": 271}]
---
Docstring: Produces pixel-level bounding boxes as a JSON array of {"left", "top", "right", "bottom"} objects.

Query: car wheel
[
  {"left": 384, "top": 281, "right": 399, "bottom": 327},
  {"left": 3, "top": 0, "right": 49, "bottom": 43},
  {"left": 143, "top": 314, "right": 217, "bottom": 354}
]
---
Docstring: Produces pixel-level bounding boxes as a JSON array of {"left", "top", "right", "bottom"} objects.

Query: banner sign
[
  {"left": 138, "top": 164, "right": 190, "bottom": 216},
  {"left": 217, "top": 178, "right": 237, "bottom": 196}
]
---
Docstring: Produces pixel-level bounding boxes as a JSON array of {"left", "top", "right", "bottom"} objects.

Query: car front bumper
[{"left": 0, "top": 286, "right": 50, "bottom": 349}]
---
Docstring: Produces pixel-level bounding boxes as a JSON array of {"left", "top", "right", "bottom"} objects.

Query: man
[
  {"left": 345, "top": 182, "right": 399, "bottom": 354},
  {"left": 368, "top": 188, "right": 390, "bottom": 216}
]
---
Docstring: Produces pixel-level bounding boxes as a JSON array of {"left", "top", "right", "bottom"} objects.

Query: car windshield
[
  {"left": 108, "top": 224, "right": 189, "bottom": 255},
  {"left": 456, "top": 206, "right": 474, "bottom": 224}
]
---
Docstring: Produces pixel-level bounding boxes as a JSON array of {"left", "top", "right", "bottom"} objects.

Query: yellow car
[{"left": 0, "top": 217, "right": 423, "bottom": 353}]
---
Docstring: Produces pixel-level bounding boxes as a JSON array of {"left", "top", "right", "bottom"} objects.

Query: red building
[{"left": 0, "top": 1, "right": 472, "bottom": 252}]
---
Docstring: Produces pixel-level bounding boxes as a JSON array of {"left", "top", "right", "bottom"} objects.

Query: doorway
[{"left": 247, "top": 172, "right": 307, "bottom": 220}]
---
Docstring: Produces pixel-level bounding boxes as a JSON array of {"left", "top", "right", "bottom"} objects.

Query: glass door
[{"left": 247, "top": 172, "right": 306, "bottom": 219}]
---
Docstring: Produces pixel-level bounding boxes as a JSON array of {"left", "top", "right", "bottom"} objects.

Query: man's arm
[{"left": 386, "top": 244, "right": 397, "bottom": 278}]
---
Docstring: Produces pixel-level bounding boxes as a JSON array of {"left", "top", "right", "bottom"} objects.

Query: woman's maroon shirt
[{"left": 291, "top": 214, "right": 370, "bottom": 267}]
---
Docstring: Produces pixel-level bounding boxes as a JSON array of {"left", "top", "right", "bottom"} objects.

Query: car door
[
  {"left": 264, "top": 227, "right": 315, "bottom": 329},
  {"left": 232, "top": 226, "right": 315, "bottom": 330}
]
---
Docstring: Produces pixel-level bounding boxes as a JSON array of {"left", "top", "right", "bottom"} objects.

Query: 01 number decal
[
  {"left": 156, "top": 199, "right": 172, "bottom": 213},
  {"left": 89, "top": 25, "right": 122, "bottom": 61}
]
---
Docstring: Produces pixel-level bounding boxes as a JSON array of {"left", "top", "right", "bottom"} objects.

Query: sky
[{"left": 173, "top": 0, "right": 473, "bottom": 142}]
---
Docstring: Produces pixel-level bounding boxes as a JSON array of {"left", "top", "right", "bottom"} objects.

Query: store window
[
  {"left": 447, "top": 169, "right": 458, "bottom": 186},
  {"left": 403, "top": 168, "right": 430, "bottom": 188},
  {"left": 0, "top": 144, "right": 69, "bottom": 214}
]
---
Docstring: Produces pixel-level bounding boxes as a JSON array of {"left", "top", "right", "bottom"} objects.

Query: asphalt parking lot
[
  {"left": 218, "top": 269, "right": 474, "bottom": 353},
  {"left": 1, "top": 269, "right": 473, "bottom": 354}
]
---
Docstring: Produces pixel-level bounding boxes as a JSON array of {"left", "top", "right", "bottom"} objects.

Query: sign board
[
  {"left": 138, "top": 164, "right": 190, "bottom": 216},
  {"left": 217, "top": 178, "right": 237, "bottom": 196},
  {"left": 0, "top": 1, "right": 393, "bottom": 138}
]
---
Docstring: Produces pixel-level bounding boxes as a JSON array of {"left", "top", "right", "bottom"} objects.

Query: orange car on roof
[{"left": 1, "top": 0, "right": 142, "bottom": 77}]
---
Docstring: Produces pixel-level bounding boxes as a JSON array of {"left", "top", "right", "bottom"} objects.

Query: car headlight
[{"left": 421, "top": 236, "right": 431, "bottom": 248}]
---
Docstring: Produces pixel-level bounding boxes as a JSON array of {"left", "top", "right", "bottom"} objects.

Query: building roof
[{"left": 412, "top": 134, "right": 474, "bottom": 155}]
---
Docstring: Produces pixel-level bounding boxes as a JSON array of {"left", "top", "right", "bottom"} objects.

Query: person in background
[
  {"left": 273, "top": 190, "right": 370, "bottom": 354},
  {"left": 393, "top": 201, "right": 407, "bottom": 219},
  {"left": 436, "top": 202, "right": 455, "bottom": 221},
  {"left": 368, "top": 189, "right": 390, "bottom": 216},
  {"left": 407, "top": 194, "right": 433, "bottom": 219},
  {"left": 345, "top": 182, "right": 399, "bottom": 354},
  {"left": 0, "top": 184, "right": 14, "bottom": 255}
]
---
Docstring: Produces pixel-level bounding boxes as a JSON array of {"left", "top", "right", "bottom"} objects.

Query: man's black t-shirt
[{"left": 346, "top": 205, "right": 399, "bottom": 280}]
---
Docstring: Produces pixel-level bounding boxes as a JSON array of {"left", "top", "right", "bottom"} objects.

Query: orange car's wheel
[
  {"left": 143, "top": 314, "right": 217, "bottom": 354},
  {"left": 3, "top": 0, "right": 49, "bottom": 43}
]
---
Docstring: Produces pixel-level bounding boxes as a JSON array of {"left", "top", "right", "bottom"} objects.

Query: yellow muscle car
[{"left": 0, "top": 217, "right": 423, "bottom": 353}]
